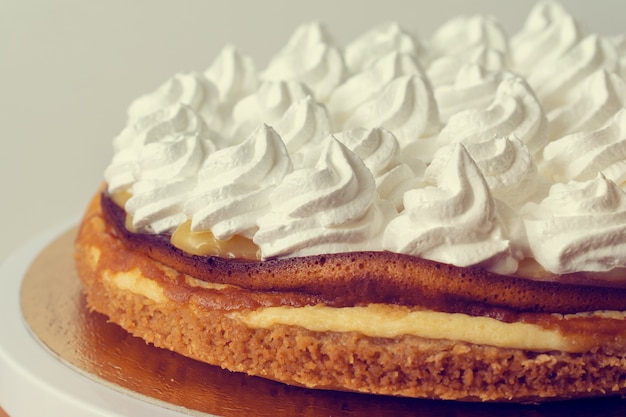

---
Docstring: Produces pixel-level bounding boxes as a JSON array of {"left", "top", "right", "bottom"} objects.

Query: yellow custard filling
[
  {"left": 230, "top": 304, "right": 579, "bottom": 353},
  {"left": 103, "top": 268, "right": 167, "bottom": 303},
  {"left": 99, "top": 262, "right": 626, "bottom": 354}
]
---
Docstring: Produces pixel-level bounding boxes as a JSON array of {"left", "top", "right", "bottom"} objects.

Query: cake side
[{"left": 75, "top": 190, "right": 626, "bottom": 402}]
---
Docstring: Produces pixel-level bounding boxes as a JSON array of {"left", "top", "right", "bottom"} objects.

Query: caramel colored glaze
[{"left": 99, "top": 189, "right": 626, "bottom": 317}]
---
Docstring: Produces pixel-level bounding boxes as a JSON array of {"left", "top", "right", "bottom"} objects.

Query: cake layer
[
  {"left": 100, "top": 189, "right": 626, "bottom": 316},
  {"left": 78, "top": 190, "right": 626, "bottom": 353}
]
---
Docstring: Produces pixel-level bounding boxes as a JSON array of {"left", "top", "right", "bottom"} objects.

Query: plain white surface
[
  {"left": 1, "top": 0, "right": 626, "bottom": 414},
  {"left": 1, "top": 0, "right": 626, "bottom": 264}
]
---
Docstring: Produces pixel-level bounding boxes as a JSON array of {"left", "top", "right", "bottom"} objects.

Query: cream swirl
[
  {"left": 383, "top": 144, "right": 519, "bottom": 274},
  {"left": 230, "top": 80, "right": 313, "bottom": 143},
  {"left": 254, "top": 136, "right": 391, "bottom": 258},
  {"left": 335, "top": 127, "right": 425, "bottom": 211},
  {"left": 132, "top": 134, "right": 207, "bottom": 182},
  {"left": 510, "top": 0, "right": 585, "bottom": 76},
  {"left": 326, "top": 51, "right": 425, "bottom": 128},
  {"left": 124, "top": 133, "right": 208, "bottom": 234},
  {"left": 428, "top": 14, "right": 508, "bottom": 59},
  {"left": 104, "top": 152, "right": 137, "bottom": 196},
  {"left": 541, "top": 108, "right": 626, "bottom": 185},
  {"left": 204, "top": 44, "right": 258, "bottom": 105},
  {"left": 602, "top": 161, "right": 626, "bottom": 189},
  {"left": 526, "top": 34, "right": 619, "bottom": 110},
  {"left": 105, "top": 104, "right": 220, "bottom": 195},
  {"left": 261, "top": 22, "right": 346, "bottom": 102},
  {"left": 426, "top": 46, "right": 506, "bottom": 88},
  {"left": 434, "top": 63, "right": 507, "bottom": 122},
  {"left": 522, "top": 174, "right": 626, "bottom": 274},
  {"left": 612, "top": 34, "right": 626, "bottom": 80},
  {"left": 342, "top": 74, "right": 440, "bottom": 149},
  {"left": 126, "top": 72, "right": 220, "bottom": 127},
  {"left": 204, "top": 44, "right": 258, "bottom": 132},
  {"left": 428, "top": 136, "right": 549, "bottom": 209},
  {"left": 343, "top": 22, "right": 422, "bottom": 73},
  {"left": 113, "top": 103, "right": 220, "bottom": 153},
  {"left": 272, "top": 96, "right": 333, "bottom": 169},
  {"left": 184, "top": 124, "right": 292, "bottom": 240},
  {"left": 425, "top": 11, "right": 508, "bottom": 90},
  {"left": 546, "top": 69, "right": 626, "bottom": 141},
  {"left": 437, "top": 74, "right": 548, "bottom": 156}
]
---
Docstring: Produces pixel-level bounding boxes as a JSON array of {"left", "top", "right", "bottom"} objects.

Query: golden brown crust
[
  {"left": 74, "top": 190, "right": 626, "bottom": 402},
  {"left": 78, "top": 277, "right": 626, "bottom": 402},
  {"left": 100, "top": 189, "right": 626, "bottom": 316}
]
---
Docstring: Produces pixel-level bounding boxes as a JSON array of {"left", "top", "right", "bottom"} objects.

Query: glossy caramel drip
[
  {"left": 110, "top": 188, "right": 260, "bottom": 259},
  {"left": 171, "top": 220, "right": 260, "bottom": 259}
]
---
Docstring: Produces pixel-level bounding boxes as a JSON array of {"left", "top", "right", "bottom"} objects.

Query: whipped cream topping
[
  {"left": 526, "top": 34, "right": 619, "bottom": 111},
  {"left": 434, "top": 63, "right": 506, "bottom": 122},
  {"left": 342, "top": 74, "right": 440, "bottom": 148},
  {"left": 113, "top": 103, "right": 217, "bottom": 153},
  {"left": 261, "top": 22, "right": 346, "bottom": 102},
  {"left": 437, "top": 74, "right": 548, "bottom": 156},
  {"left": 334, "top": 127, "right": 424, "bottom": 211},
  {"left": 272, "top": 96, "right": 333, "bottom": 168},
  {"left": 254, "top": 136, "right": 392, "bottom": 258},
  {"left": 384, "top": 144, "right": 519, "bottom": 274},
  {"left": 327, "top": 51, "right": 425, "bottom": 128},
  {"left": 612, "top": 34, "right": 626, "bottom": 79},
  {"left": 184, "top": 124, "right": 292, "bottom": 240},
  {"left": 105, "top": 104, "right": 220, "bottom": 195},
  {"left": 103, "top": 1, "right": 626, "bottom": 278},
  {"left": 205, "top": 44, "right": 258, "bottom": 105},
  {"left": 126, "top": 72, "right": 220, "bottom": 126},
  {"left": 522, "top": 174, "right": 626, "bottom": 274},
  {"left": 426, "top": 46, "right": 506, "bottom": 88},
  {"left": 546, "top": 69, "right": 626, "bottom": 140},
  {"left": 204, "top": 44, "right": 259, "bottom": 132},
  {"left": 343, "top": 22, "right": 423, "bottom": 74},
  {"left": 541, "top": 108, "right": 626, "bottom": 186},
  {"left": 510, "top": 1, "right": 586, "bottom": 77},
  {"left": 428, "top": 136, "right": 549, "bottom": 209},
  {"left": 428, "top": 14, "right": 508, "bottom": 59},
  {"left": 125, "top": 133, "right": 208, "bottom": 234},
  {"left": 230, "top": 80, "right": 313, "bottom": 143}
]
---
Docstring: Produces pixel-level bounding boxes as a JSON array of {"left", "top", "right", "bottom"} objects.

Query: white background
[{"left": 1, "top": 0, "right": 624, "bottom": 262}]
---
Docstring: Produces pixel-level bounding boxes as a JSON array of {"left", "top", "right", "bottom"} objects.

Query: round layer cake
[{"left": 75, "top": 2, "right": 626, "bottom": 402}]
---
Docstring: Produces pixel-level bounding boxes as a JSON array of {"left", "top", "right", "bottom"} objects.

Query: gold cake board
[{"left": 19, "top": 227, "right": 626, "bottom": 417}]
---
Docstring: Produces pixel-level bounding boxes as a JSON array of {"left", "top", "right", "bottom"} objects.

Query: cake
[{"left": 74, "top": 1, "right": 626, "bottom": 402}]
